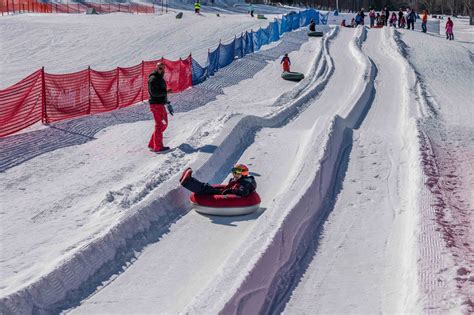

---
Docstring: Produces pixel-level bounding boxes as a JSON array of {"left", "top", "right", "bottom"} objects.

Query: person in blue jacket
[{"left": 248, "top": 3, "right": 254, "bottom": 17}]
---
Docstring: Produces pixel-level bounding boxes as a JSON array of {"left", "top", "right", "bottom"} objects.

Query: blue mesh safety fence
[
  {"left": 271, "top": 19, "right": 280, "bottom": 42},
  {"left": 234, "top": 35, "right": 244, "bottom": 59},
  {"left": 320, "top": 12, "right": 329, "bottom": 25},
  {"left": 207, "top": 46, "right": 220, "bottom": 76},
  {"left": 192, "top": 9, "right": 320, "bottom": 85},
  {"left": 292, "top": 13, "right": 300, "bottom": 30},
  {"left": 218, "top": 40, "right": 236, "bottom": 69},
  {"left": 192, "top": 58, "right": 207, "bottom": 85},
  {"left": 243, "top": 31, "right": 254, "bottom": 55},
  {"left": 261, "top": 27, "right": 271, "bottom": 47},
  {"left": 253, "top": 29, "right": 262, "bottom": 52}
]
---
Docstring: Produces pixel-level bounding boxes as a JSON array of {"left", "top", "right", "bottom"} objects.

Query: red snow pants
[
  {"left": 282, "top": 61, "right": 290, "bottom": 72},
  {"left": 148, "top": 104, "right": 168, "bottom": 151}
]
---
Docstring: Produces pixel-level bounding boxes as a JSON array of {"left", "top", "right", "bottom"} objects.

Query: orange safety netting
[
  {"left": 0, "top": 0, "right": 52, "bottom": 13},
  {"left": 0, "top": 0, "right": 154, "bottom": 14}
]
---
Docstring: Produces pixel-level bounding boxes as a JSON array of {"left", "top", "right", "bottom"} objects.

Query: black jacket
[
  {"left": 224, "top": 175, "right": 257, "bottom": 196},
  {"left": 148, "top": 70, "right": 168, "bottom": 104}
]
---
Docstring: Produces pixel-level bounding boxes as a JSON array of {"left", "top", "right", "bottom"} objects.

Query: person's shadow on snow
[
  {"left": 199, "top": 207, "right": 267, "bottom": 226},
  {"left": 178, "top": 143, "right": 217, "bottom": 154}
]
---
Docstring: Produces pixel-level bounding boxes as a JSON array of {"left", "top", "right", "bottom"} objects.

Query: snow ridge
[{"left": 344, "top": 26, "right": 377, "bottom": 129}]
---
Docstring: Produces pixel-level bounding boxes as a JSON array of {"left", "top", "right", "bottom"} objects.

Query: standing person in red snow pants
[
  {"left": 148, "top": 62, "right": 170, "bottom": 152},
  {"left": 281, "top": 53, "right": 291, "bottom": 72}
]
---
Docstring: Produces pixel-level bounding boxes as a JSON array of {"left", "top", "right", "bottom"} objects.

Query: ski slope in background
[{"left": 0, "top": 5, "right": 473, "bottom": 314}]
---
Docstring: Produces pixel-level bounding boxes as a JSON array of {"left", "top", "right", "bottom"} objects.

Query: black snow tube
[
  {"left": 308, "top": 31, "right": 324, "bottom": 37},
  {"left": 281, "top": 71, "right": 305, "bottom": 82}
]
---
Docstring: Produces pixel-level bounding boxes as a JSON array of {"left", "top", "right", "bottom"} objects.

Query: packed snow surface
[{"left": 0, "top": 6, "right": 473, "bottom": 314}]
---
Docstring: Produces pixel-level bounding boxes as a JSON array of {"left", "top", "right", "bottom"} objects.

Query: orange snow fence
[
  {"left": 0, "top": 0, "right": 154, "bottom": 15},
  {"left": 0, "top": 56, "right": 192, "bottom": 136},
  {"left": 0, "top": 0, "right": 52, "bottom": 14}
]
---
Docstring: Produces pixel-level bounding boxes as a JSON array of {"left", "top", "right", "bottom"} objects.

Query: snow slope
[
  {"left": 1, "top": 8, "right": 473, "bottom": 315},
  {"left": 0, "top": 12, "right": 276, "bottom": 88}
]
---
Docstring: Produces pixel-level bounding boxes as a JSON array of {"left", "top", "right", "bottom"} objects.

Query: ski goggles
[{"left": 232, "top": 167, "right": 248, "bottom": 176}]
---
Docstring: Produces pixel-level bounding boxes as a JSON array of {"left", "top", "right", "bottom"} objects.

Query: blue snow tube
[{"left": 308, "top": 31, "right": 324, "bottom": 37}]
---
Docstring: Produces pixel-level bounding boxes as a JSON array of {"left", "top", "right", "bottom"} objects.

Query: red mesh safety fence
[
  {"left": 118, "top": 64, "right": 143, "bottom": 108},
  {"left": 0, "top": 56, "right": 192, "bottom": 136},
  {"left": 44, "top": 69, "right": 90, "bottom": 123},
  {"left": 0, "top": 0, "right": 153, "bottom": 14},
  {"left": 0, "top": 0, "right": 52, "bottom": 14},
  {"left": 86, "top": 2, "right": 154, "bottom": 14},
  {"left": 0, "top": 70, "right": 43, "bottom": 137},
  {"left": 143, "top": 56, "right": 193, "bottom": 99},
  {"left": 90, "top": 68, "right": 117, "bottom": 114},
  {"left": 52, "top": 3, "right": 87, "bottom": 14}
]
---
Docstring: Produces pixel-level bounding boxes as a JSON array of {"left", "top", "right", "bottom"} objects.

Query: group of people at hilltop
[{"left": 341, "top": 7, "right": 455, "bottom": 40}]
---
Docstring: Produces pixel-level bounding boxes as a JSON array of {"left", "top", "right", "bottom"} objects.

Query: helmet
[{"left": 232, "top": 164, "right": 249, "bottom": 176}]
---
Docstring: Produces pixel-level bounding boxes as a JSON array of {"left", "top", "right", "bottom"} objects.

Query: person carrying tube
[
  {"left": 281, "top": 53, "right": 291, "bottom": 72},
  {"left": 179, "top": 164, "right": 257, "bottom": 197}
]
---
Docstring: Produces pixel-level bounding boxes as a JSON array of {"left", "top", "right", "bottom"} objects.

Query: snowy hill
[{"left": 0, "top": 6, "right": 473, "bottom": 315}]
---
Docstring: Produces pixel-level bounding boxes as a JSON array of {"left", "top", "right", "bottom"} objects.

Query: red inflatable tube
[{"left": 190, "top": 189, "right": 261, "bottom": 216}]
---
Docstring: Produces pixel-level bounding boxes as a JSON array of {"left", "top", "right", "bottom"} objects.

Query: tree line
[{"left": 263, "top": 0, "right": 472, "bottom": 16}]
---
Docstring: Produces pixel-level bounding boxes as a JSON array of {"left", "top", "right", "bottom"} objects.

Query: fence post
[
  {"left": 41, "top": 67, "right": 48, "bottom": 124},
  {"left": 141, "top": 60, "right": 144, "bottom": 101},
  {"left": 88, "top": 66, "right": 91, "bottom": 114},
  {"left": 241, "top": 32, "right": 244, "bottom": 57},
  {"left": 116, "top": 67, "right": 120, "bottom": 108}
]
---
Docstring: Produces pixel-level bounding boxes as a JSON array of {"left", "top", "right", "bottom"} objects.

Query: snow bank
[{"left": 392, "top": 28, "right": 473, "bottom": 313}]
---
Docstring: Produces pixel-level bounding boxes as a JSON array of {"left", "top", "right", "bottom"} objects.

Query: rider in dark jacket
[
  {"left": 180, "top": 164, "right": 257, "bottom": 197},
  {"left": 148, "top": 69, "right": 168, "bottom": 105}
]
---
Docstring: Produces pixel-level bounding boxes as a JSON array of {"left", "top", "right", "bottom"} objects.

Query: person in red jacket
[
  {"left": 445, "top": 17, "right": 454, "bottom": 40},
  {"left": 281, "top": 53, "right": 291, "bottom": 72},
  {"left": 179, "top": 164, "right": 257, "bottom": 197},
  {"left": 421, "top": 10, "right": 428, "bottom": 33}
]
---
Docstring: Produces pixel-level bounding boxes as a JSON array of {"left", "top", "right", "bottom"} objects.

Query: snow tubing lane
[
  {"left": 308, "top": 31, "right": 324, "bottom": 37},
  {"left": 281, "top": 71, "right": 305, "bottom": 82},
  {"left": 190, "top": 191, "right": 261, "bottom": 216}
]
